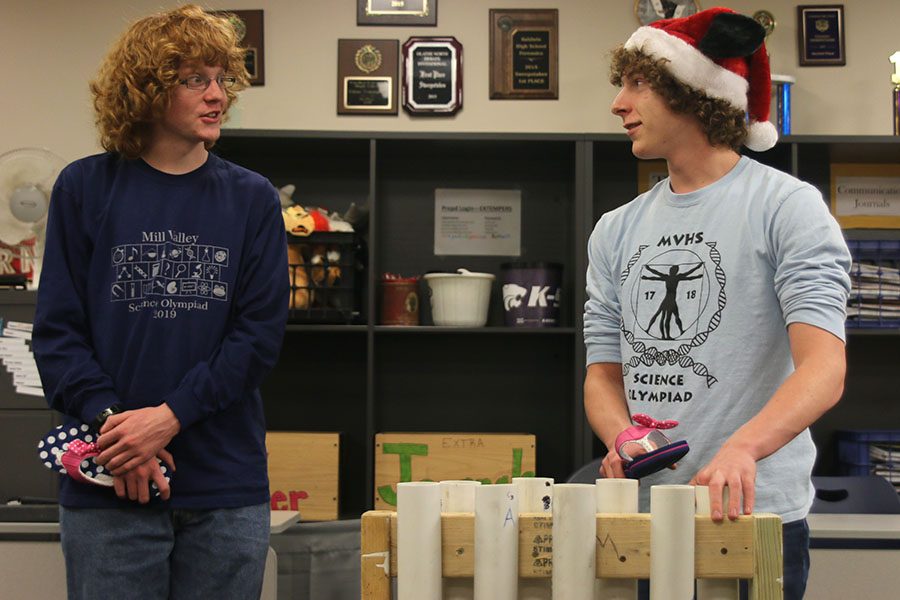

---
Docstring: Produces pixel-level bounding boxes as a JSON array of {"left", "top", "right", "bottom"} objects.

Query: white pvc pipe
[
  {"left": 595, "top": 478, "right": 638, "bottom": 513},
  {"left": 552, "top": 484, "right": 597, "bottom": 600},
  {"left": 513, "top": 476, "right": 554, "bottom": 513},
  {"left": 474, "top": 483, "right": 518, "bottom": 600},
  {"left": 441, "top": 480, "right": 481, "bottom": 600},
  {"left": 695, "top": 486, "right": 739, "bottom": 600},
  {"left": 513, "top": 477, "right": 553, "bottom": 600},
  {"left": 650, "top": 485, "right": 695, "bottom": 600},
  {"left": 441, "top": 480, "right": 481, "bottom": 513},
  {"left": 595, "top": 479, "right": 639, "bottom": 600},
  {"left": 397, "top": 481, "right": 442, "bottom": 600}
]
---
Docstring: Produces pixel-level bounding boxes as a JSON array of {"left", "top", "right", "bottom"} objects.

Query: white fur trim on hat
[
  {"left": 624, "top": 26, "right": 748, "bottom": 110},
  {"left": 745, "top": 120, "right": 778, "bottom": 152}
]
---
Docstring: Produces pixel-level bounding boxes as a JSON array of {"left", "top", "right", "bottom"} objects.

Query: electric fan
[{"left": 0, "top": 147, "right": 67, "bottom": 287}]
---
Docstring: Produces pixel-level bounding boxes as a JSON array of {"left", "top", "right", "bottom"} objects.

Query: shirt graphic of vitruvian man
[{"left": 620, "top": 235, "right": 727, "bottom": 389}]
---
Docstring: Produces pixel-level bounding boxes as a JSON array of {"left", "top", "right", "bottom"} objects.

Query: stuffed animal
[
  {"left": 278, "top": 184, "right": 297, "bottom": 209},
  {"left": 324, "top": 211, "right": 354, "bottom": 232},
  {"left": 307, "top": 244, "right": 344, "bottom": 308},
  {"left": 287, "top": 245, "right": 309, "bottom": 310},
  {"left": 308, "top": 244, "right": 327, "bottom": 288},
  {"left": 283, "top": 205, "right": 329, "bottom": 237},
  {"left": 277, "top": 184, "right": 353, "bottom": 313},
  {"left": 279, "top": 183, "right": 356, "bottom": 234},
  {"left": 326, "top": 247, "right": 342, "bottom": 287}
]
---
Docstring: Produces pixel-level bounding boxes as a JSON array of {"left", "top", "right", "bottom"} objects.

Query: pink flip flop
[
  {"left": 37, "top": 423, "right": 170, "bottom": 496},
  {"left": 59, "top": 439, "right": 114, "bottom": 486},
  {"left": 615, "top": 414, "right": 690, "bottom": 479}
]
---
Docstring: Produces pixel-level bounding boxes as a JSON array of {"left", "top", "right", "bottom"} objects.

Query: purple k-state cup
[{"left": 500, "top": 262, "right": 563, "bottom": 327}]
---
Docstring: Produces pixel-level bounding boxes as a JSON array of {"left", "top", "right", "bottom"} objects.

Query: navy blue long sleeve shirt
[{"left": 33, "top": 152, "right": 288, "bottom": 508}]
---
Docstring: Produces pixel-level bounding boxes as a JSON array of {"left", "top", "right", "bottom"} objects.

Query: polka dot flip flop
[{"left": 37, "top": 423, "right": 170, "bottom": 496}]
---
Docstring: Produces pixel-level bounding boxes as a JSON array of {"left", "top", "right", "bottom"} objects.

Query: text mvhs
[{"left": 658, "top": 232, "right": 704, "bottom": 246}]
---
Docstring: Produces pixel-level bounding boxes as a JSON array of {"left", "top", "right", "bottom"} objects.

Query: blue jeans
[
  {"left": 59, "top": 503, "right": 270, "bottom": 600},
  {"left": 781, "top": 518, "right": 811, "bottom": 600},
  {"left": 636, "top": 518, "right": 810, "bottom": 599}
]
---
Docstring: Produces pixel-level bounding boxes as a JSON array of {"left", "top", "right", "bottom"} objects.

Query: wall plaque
[
  {"left": 402, "top": 36, "right": 462, "bottom": 116},
  {"left": 357, "top": 0, "right": 437, "bottom": 26},
  {"left": 798, "top": 5, "right": 845, "bottom": 66},
  {"left": 634, "top": 0, "right": 701, "bottom": 25},
  {"left": 337, "top": 39, "right": 399, "bottom": 115},
  {"left": 489, "top": 9, "right": 558, "bottom": 100},
  {"left": 212, "top": 10, "right": 265, "bottom": 85}
]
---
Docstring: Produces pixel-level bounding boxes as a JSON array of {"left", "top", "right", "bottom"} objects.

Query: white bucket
[{"left": 423, "top": 269, "right": 495, "bottom": 327}]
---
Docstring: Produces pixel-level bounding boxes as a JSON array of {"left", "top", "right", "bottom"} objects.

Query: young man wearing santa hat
[{"left": 583, "top": 7, "right": 850, "bottom": 598}]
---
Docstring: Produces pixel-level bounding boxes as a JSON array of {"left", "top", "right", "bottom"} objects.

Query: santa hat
[{"left": 624, "top": 7, "right": 778, "bottom": 152}]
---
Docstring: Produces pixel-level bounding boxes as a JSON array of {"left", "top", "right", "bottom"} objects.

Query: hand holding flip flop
[
  {"left": 615, "top": 413, "right": 690, "bottom": 479},
  {"left": 37, "top": 423, "right": 172, "bottom": 499}
]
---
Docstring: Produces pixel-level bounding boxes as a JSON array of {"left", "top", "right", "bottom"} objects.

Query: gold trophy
[
  {"left": 753, "top": 10, "right": 776, "bottom": 40},
  {"left": 752, "top": 10, "right": 775, "bottom": 63}
]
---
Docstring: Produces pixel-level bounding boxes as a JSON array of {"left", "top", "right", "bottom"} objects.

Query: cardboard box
[
  {"left": 374, "top": 432, "right": 536, "bottom": 509},
  {"left": 267, "top": 432, "right": 339, "bottom": 521}
]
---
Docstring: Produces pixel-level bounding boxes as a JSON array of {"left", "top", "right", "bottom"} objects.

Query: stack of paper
[
  {"left": 847, "top": 262, "right": 900, "bottom": 322},
  {"left": 0, "top": 320, "right": 43, "bottom": 398},
  {"left": 870, "top": 442, "right": 900, "bottom": 495}
]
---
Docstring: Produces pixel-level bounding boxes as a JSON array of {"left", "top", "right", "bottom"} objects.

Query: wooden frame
[
  {"left": 361, "top": 511, "right": 783, "bottom": 599},
  {"left": 212, "top": 10, "right": 265, "bottom": 85},
  {"left": 489, "top": 9, "right": 558, "bottom": 100},
  {"left": 830, "top": 163, "right": 900, "bottom": 229},
  {"left": 798, "top": 5, "right": 846, "bottom": 66},
  {"left": 634, "top": 0, "right": 701, "bottom": 25},
  {"left": 337, "top": 39, "right": 399, "bottom": 116},
  {"left": 358, "top": 0, "right": 437, "bottom": 26}
]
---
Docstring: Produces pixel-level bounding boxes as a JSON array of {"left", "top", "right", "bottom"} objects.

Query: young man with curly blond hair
[
  {"left": 33, "top": 5, "right": 288, "bottom": 598},
  {"left": 583, "top": 8, "right": 850, "bottom": 598}
]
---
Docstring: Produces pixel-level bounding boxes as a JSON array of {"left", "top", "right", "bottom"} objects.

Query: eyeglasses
[{"left": 177, "top": 74, "right": 237, "bottom": 91}]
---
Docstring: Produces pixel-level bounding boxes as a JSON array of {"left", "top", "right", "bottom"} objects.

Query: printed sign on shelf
[
  {"left": 831, "top": 163, "right": 900, "bottom": 229},
  {"left": 434, "top": 188, "right": 521, "bottom": 256}
]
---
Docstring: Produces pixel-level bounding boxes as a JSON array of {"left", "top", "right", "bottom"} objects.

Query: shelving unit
[
  {"left": 0, "top": 290, "right": 60, "bottom": 503},
  {"left": 788, "top": 136, "right": 900, "bottom": 473},
  {"left": 213, "top": 130, "right": 589, "bottom": 517},
  {"left": 1, "top": 132, "right": 897, "bottom": 517},
  {"left": 214, "top": 130, "right": 588, "bottom": 517},
  {"left": 218, "top": 130, "right": 900, "bottom": 517}
]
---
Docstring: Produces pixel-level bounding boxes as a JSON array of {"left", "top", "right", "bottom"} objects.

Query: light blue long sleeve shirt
[{"left": 584, "top": 156, "right": 851, "bottom": 521}]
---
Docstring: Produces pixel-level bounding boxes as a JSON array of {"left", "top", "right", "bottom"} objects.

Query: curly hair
[
  {"left": 90, "top": 5, "right": 250, "bottom": 159},
  {"left": 609, "top": 46, "right": 748, "bottom": 152}
]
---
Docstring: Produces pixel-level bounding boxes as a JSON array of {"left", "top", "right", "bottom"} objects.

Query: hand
[
  {"left": 600, "top": 446, "right": 629, "bottom": 479},
  {"left": 601, "top": 434, "right": 679, "bottom": 479},
  {"left": 689, "top": 444, "right": 756, "bottom": 521},
  {"left": 96, "top": 404, "right": 181, "bottom": 476},
  {"left": 112, "top": 449, "right": 176, "bottom": 503}
]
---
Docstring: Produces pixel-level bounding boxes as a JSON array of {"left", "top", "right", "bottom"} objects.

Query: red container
[{"left": 380, "top": 276, "right": 420, "bottom": 325}]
